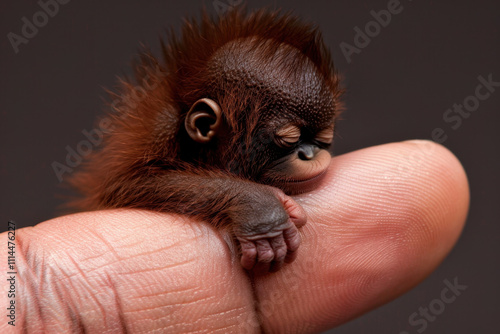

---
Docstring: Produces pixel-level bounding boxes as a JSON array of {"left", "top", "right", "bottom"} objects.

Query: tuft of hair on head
[{"left": 161, "top": 8, "right": 341, "bottom": 106}]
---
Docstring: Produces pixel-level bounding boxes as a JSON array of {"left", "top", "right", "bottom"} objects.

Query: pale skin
[{"left": 1, "top": 141, "right": 469, "bottom": 333}]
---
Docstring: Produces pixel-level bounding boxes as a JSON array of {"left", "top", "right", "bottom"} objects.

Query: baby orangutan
[{"left": 70, "top": 9, "right": 342, "bottom": 273}]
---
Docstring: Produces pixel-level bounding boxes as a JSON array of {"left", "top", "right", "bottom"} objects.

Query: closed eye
[
  {"left": 275, "top": 124, "right": 301, "bottom": 147},
  {"left": 315, "top": 128, "right": 334, "bottom": 145}
]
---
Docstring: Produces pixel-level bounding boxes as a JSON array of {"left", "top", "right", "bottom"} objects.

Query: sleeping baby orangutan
[{"left": 70, "top": 9, "right": 342, "bottom": 273}]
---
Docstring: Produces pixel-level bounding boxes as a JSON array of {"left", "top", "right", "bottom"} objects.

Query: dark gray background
[{"left": 1, "top": 0, "right": 498, "bottom": 333}]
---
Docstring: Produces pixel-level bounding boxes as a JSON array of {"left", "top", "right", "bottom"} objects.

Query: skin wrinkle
[
  {"left": 167, "top": 305, "right": 247, "bottom": 334},
  {"left": 17, "top": 214, "right": 218, "bottom": 332},
  {"left": 58, "top": 230, "right": 198, "bottom": 283},
  {"left": 129, "top": 285, "right": 200, "bottom": 300},
  {"left": 37, "top": 265, "right": 73, "bottom": 332},
  {"left": 115, "top": 252, "right": 198, "bottom": 276},
  {"left": 50, "top": 272, "right": 85, "bottom": 333},
  {"left": 15, "top": 231, "right": 46, "bottom": 332},
  {"left": 128, "top": 280, "right": 218, "bottom": 312},
  {"left": 87, "top": 228, "right": 122, "bottom": 261},
  {"left": 29, "top": 248, "right": 63, "bottom": 331},
  {"left": 64, "top": 254, "right": 108, "bottom": 318},
  {"left": 103, "top": 272, "right": 129, "bottom": 334},
  {"left": 50, "top": 251, "right": 126, "bottom": 331},
  {"left": 132, "top": 291, "right": 243, "bottom": 334}
]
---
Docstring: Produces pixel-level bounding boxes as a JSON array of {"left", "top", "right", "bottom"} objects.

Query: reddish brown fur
[
  {"left": 70, "top": 9, "right": 340, "bottom": 215},
  {"left": 68, "top": 8, "right": 343, "bottom": 272}
]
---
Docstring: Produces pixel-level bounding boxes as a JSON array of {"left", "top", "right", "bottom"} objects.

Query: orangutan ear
[{"left": 185, "top": 98, "right": 222, "bottom": 143}]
